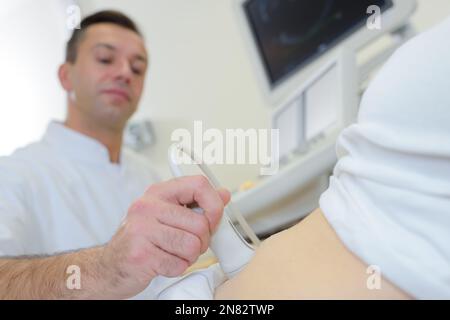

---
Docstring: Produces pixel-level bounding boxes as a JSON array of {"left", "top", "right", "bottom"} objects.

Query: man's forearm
[
  {"left": 0, "top": 176, "right": 229, "bottom": 300},
  {"left": 0, "top": 246, "right": 115, "bottom": 299}
]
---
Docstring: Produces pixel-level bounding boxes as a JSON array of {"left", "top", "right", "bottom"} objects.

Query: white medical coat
[{"left": 0, "top": 122, "right": 159, "bottom": 257}]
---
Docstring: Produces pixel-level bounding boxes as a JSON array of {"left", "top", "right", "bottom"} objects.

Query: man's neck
[{"left": 64, "top": 117, "right": 124, "bottom": 164}]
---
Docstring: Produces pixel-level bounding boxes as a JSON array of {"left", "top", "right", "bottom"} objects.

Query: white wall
[
  {"left": 411, "top": 0, "right": 450, "bottom": 29},
  {"left": 0, "top": 0, "right": 72, "bottom": 156},
  {"left": 78, "top": 0, "right": 270, "bottom": 188},
  {"left": 2, "top": 0, "right": 450, "bottom": 192},
  {"left": 77, "top": 0, "right": 450, "bottom": 191}
]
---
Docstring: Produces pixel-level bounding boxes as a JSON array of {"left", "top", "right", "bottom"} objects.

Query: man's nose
[{"left": 114, "top": 60, "right": 132, "bottom": 85}]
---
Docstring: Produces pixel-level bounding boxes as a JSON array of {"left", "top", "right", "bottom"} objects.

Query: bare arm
[
  {"left": 215, "top": 208, "right": 411, "bottom": 300},
  {"left": 0, "top": 247, "right": 111, "bottom": 299},
  {"left": 0, "top": 176, "right": 230, "bottom": 300}
]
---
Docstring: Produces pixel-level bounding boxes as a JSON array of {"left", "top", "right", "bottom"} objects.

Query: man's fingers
[
  {"left": 149, "top": 224, "right": 202, "bottom": 264},
  {"left": 217, "top": 188, "right": 231, "bottom": 206},
  {"left": 145, "top": 176, "right": 226, "bottom": 232},
  {"left": 155, "top": 203, "right": 210, "bottom": 253},
  {"left": 148, "top": 244, "right": 189, "bottom": 277}
]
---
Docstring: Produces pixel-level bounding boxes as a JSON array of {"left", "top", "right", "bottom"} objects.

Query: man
[{"left": 0, "top": 11, "right": 229, "bottom": 299}]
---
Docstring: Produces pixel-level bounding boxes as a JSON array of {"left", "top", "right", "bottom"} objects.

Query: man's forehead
[{"left": 81, "top": 23, "right": 147, "bottom": 57}]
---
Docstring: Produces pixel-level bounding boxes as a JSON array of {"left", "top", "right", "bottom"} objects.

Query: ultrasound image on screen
[{"left": 244, "top": 0, "right": 393, "bottom": 86}]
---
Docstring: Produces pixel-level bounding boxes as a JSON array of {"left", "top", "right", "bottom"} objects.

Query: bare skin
[
  {"left": 0, "top": 176, "right": 230, "bottom": 299},
  {"left": 59, "top": 23, "right": 148, "bottom": 163},
  {"left": 0, "top": 23, "right": 231, "bottom": 299},
  {"left": 215, "top": 208, "right": 411, "bottom": 300}
]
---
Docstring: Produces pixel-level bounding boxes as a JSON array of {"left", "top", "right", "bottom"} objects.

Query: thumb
[{"left": 217, "top": 188, "right": 231, "bottom": 206}]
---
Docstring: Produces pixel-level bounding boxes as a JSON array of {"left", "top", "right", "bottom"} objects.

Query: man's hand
[
  {"left": 100, "top": 175, "right": 231, "bottom": 299},
  {"left": 0, "top": 175, "right": 229, "bottom": 299}
]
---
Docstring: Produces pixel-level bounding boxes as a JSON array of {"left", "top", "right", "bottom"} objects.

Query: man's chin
[
  {"left": 95, "top": 104, "right": 136, "bottom": 130},
  {"left": 100, "top": 96, "right": 136, "bottom": 112}
]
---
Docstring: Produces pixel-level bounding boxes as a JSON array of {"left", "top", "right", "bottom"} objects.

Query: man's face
[{"left": 66, "top": 23, "right": 148, "bottom": 130}]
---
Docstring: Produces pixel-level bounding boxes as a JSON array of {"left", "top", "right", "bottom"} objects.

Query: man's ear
[{"left": 58, "top": 63, "right": 73, "bottom": 92}]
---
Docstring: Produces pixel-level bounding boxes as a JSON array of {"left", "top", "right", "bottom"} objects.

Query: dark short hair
[{"left": 65, "top": 10, "right": 142, "bottom": 63}]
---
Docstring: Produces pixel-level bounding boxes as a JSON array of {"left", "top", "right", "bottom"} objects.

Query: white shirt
[
  {"left": 319, "top": 17, "right": 450, "bottom": 299},
  {"left": 0, "top": 122, "right": 159, "bottom": 257}
]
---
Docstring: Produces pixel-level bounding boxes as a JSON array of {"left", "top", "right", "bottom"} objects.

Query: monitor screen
[{"left": 244, "top": 0, "right": 393, "bottom": 87}]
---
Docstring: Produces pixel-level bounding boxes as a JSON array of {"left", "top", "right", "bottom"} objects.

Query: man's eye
[
  {"left": 131, "top": 62, "right": 145, "bottom": 76},
  {"left": 98, "top": 58, "right": 112, "bottom": 64},
  {"left": 131, "top": 67, "right": 143, "bottom": 75}
]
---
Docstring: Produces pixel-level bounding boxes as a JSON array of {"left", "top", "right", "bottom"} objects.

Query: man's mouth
[{"left": 100, "top": 88, "right": 131, "bottom": 101}]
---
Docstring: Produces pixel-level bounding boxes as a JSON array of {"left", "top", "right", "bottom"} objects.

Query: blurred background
[{"left": 1, "top": 0, "right": 449, "bottom": 234}]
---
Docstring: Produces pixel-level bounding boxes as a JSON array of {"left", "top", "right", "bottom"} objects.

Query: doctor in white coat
[{"left": 0, "top": 10, "right": 229, "bottom": 299}]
